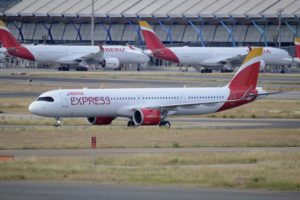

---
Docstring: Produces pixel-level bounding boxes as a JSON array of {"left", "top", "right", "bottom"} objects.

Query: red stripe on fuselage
[
  {"left": 153, "top": 48, "right": 180, "bottom": 63},
  {"left": 7, "top": 47, "right": 35, "bottom": 61},
  {"left": 218, "top": 90, "right": 257, "bottom": 112}
]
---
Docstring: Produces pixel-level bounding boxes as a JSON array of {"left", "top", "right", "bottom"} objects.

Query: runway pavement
[
  {"left": 1, "top": 147, "right": 299, "bottom": 158},
  {"left": 1, "top": 113, "right": 300, "bottom": 129},
  {"left": 1, "top": 74, "right": 300, "bottom": 99},
  {"left": 0, "top": 181, "right": 299, "bottom": 200},
  {"left": 1, "top": 71, "right": 299, "bottom": 199}
]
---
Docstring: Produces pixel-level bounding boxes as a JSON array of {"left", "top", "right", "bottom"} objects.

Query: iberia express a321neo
[{"left": 29, "top": 48, "right": 275, "bottom": 128}]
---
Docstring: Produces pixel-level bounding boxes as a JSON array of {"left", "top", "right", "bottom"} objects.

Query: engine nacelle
[
  {"left": 100, "top": 57, "right": 120, "bottom": 69},
  {"left": 133, "top": 109, "right": 161, "bottom": 126},
  {"left": 87, "top": 116, "right": 114, "bottom": 125}
]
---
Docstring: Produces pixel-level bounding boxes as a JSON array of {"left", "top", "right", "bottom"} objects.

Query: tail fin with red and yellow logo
[
  {"left": 0, "top": 21, "right": 35, "bottom": 61},
  {"left": 139, "top": 21, "right": 166, "bottom": 51},
  {"left": 0, "top": 20, "right": 21, "bottom": 48},
  {"left": 295, "top": 37, "right": 300, "bottom": 59}
]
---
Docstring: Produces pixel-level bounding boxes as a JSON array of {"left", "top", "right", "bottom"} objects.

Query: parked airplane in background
[
  {"left": 29, "top": 48, "right": 274, "bottom": 128},
  {"left": 0, "top": 21, "right": 149, "bottom": 70},
  {"left": 139, "top": 21, "right": 292, "bottom": 72},
  {"left": 293, "top": 37, "right": 300, "bottom": 63}
]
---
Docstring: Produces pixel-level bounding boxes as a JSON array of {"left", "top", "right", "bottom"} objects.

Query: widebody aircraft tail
[
  {"left": 0, "top": 20, "right": 21, "bottom": 48},
  {"left": 139, "top": 21, "right": 165, "bottom": 51},
  {"left": 139, "top": 21, "right": 180, "bottom": 63},
  {"left": 0, "top": 21, "right": 35, "bottom": 61}
]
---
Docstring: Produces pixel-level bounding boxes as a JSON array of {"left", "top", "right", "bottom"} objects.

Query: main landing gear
[
  {"left": 127, "top": 120, "right": 171, "bottom": 128},
  {"left": 127, "top": 120, "right": 136, "bottom": 127},
  {"left": 54, "top": 117, "right": 61, "bottom": 127},
  {"left": 159, "top": 121, "right": 171, "bottom": 128}
]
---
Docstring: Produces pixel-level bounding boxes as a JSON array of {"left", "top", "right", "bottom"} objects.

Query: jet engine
[
  {"left": 87, "top": 116, "right": 114, "bottom": 125},
  {"left": 100, "top": 57, "right": 120, "bottom": 69},
  {"left": 133, "top": 109, "right": 161, "bottom": 125}
]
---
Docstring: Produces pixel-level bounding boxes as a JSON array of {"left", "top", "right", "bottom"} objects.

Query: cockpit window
[{"left": 36, "top": 96, "right": 54, "bottom": 102}]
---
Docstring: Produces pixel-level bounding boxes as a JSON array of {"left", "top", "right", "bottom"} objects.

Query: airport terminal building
[
  {"left": 0, "top": 0, "right": 299, "bottom": 69},
  {"left": 0, "top": 0, "right": 299, "bottom": 48}
]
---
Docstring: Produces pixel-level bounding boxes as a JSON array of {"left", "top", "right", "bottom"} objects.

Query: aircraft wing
[
  {"left": 75, "top": 46, "right": 104, "bottom": 62},
  {"left": 284, "top": 57, "right": 300, "bottom": 64},
  {"left": 56, "top": 46, "right": 104, "bottom": 64},
  {"left": 75, "top": 46, "right": 104, "bottom": 61},
  {"left": 201, "top": 54, "right": 247, "bottom": 65},
  {"left": 142, "top": 99, "right": 241, "bottom": 111},
  {"left": 123, "top": 98, "right": 246, "bottom": 116},
  {"left": 130, "top": 91, "right": 280, "bottom": 113}
]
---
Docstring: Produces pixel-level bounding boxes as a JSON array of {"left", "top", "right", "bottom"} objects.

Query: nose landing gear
[{"left": 55, "top": 117, "right": 61, "bottom": 127}]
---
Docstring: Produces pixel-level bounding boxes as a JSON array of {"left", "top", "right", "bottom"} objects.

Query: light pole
[
  {"left": 91, "top": 0, "right": 94, "bottom": 46},
  {"left": 278, "top": 8, "right": 282, "bottom": 48}
]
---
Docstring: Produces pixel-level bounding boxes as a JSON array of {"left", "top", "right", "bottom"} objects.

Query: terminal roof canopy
[{"left": 3, "top": 0, "right": 300, "bottom": 18}]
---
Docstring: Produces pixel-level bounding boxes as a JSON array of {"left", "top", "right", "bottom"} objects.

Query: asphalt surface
[
  {"left": 1, "top": 71, "right": 299, "bottom": 199},
  {"left": 1, "top": 113, "right": 300, "bottom": 129},
  {"left": 0, "top": 75, "right": 184, "bottom": 87},
  {"left": 1, "top": 147, "right": 299, "bottom": 158},
  {"left": 1, "top": 75, "right": 299, "bottom": 99},
  {"left": 0, "top": 181, "right": 299, "bottom": 200}
]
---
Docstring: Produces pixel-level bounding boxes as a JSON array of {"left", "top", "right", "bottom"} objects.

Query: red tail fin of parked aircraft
[
  {"left": 139, "top": 21, "right": 180, "bottom": 63},
  {"left": 0, "top": 20, "right": 35, "bottom": 61},
  {"left": 139, "top": 21, "right": 165, "bottom": 51},
  {"left": 0, "top": 20, "right": 21, "bottom": 48}
]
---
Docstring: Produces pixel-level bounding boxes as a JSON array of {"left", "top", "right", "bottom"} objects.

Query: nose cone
[
  {"left": 28, "top": 102, "right": 35, "bottom": 113},
  {"left": 28, "top": 102, "right": 40, "bottom": 115}
]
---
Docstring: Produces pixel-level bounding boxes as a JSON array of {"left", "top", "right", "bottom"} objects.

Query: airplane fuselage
[
  {"left": 29, "top": 87, "right": 232, "bottom": 118},
  {"left": 168, "top": 46, "right": 291, "bottom": 67},
  {"left": 29, "top": 48, "right": 267, "bottom": 127},
  {"left": 23, "top": 45, "right": 149, "bottom": 65}
]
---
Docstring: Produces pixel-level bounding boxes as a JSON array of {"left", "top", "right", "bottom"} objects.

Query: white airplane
[
  {"left": 283, "top": 37, "right": 300, "bottom": 65},
  {"left": 29, "top": 48, "right": 275, "bottom": 128},
  {"left": 139, "top": 21, "right": 293, "bottom": 72},
  {"left": 0, "top": 21, "right": 149, "bottom": 70}
]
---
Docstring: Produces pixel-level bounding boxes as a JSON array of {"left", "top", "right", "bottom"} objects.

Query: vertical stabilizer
[
  {"left": 0, "top": 21, "right": 21, "bottom": 48},
  {"left": 139, "top": 21, "right": 166, "bottom": 51}
]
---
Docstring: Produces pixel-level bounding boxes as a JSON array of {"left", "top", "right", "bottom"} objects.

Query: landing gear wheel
[
  {"left": 127, "top": 120, "right": 136, "bottom": 127},
  {"left": 159, "top": 121, "right": 171, "bottom": 128},
  {"left": 55, "top": 117, "right": 61, "bottom": 127}
]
